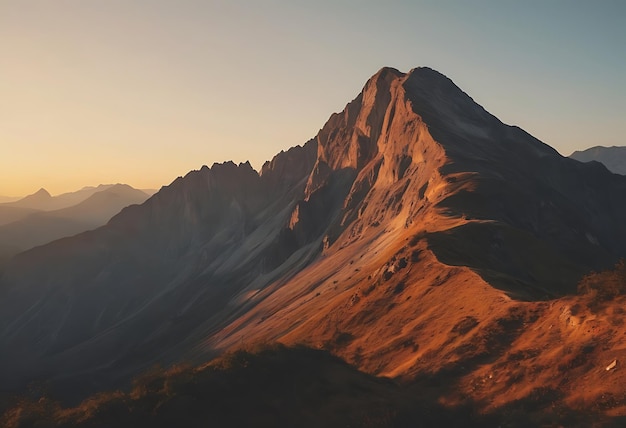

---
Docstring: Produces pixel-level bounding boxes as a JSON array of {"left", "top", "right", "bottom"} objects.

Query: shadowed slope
[{"left": 0, "top": 146, "right": 317, "bottom": 400}]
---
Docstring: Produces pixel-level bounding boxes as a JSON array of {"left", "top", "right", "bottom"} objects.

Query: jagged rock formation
[
  {"left": 571, "top": 145, "right": 626, "bottom": 175},
  {"left": 2, "top": 67, "right": 626, "bottom": 405}
]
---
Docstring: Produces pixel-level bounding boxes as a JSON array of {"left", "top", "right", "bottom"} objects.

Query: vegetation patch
[{"left": 577, "top": 260, "right": 626, "bottom": 308}]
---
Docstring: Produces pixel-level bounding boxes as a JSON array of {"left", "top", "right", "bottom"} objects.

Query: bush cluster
[{"left": 577, "top": 260, "right": 626, "bottom": 304}]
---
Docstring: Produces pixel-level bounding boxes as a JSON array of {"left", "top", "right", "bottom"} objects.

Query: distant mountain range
[
  {"left": 0, "top": 184, "right": 151, "bottom": 263},
  {"left": 1, "top": 184, "right": 154, "bottom": 212},
  {"left": 0, "top": 196, "right": 20, "bottom": 203},
  {"left": 570, "top": 146, "right": 626, "bottom": 175},
  {"left": 2, "top": 67, "right": 626, "bottom": 423}
]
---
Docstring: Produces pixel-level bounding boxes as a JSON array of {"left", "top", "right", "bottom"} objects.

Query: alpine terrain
[{"left": 3, "top": 67, "right": 626, "bottom": 426}]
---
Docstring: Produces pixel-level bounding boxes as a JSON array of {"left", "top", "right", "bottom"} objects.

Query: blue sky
[{"left": 1, "top": 0, "right": 625, "bottom": 195}]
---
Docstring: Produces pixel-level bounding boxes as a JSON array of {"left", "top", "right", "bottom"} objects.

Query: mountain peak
[
  {"left": 8, "top": 187, "right": 53, "bottom": 209},
  {"left": 407, "top": 65, "right": 449, "bottom": 78},
  {"left": 370, "top": 66, "right": 404, "bottom": 81},
  {"left": 33, "top": 188, "right": 51, "bottom": 198}
]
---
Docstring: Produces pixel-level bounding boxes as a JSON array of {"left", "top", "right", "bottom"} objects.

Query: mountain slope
[
  {"left": 1, "top": 66, "right": 626, "bottom": 411},
  {"left": 0, "top": 206, "right": 40, "bottom": 227},
  {"left": 571, "top": 145, "right": 626, "bottom": 175},
  {"left": 0, "top": 185, "right": 150, "bottom": 258}
]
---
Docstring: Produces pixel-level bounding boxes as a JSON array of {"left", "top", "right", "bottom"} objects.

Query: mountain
[
  {"left": 2, "top": 67, "right": 626, "bottom": 419},
  {"left": 0, "top": 185, "right": 150, "bottom": 261},
  {"left": 1, "top": 184, "right": 133, "bottom": 212},
  {"left": 570, "top": 145, "right": 626, "bottom": 175},
  {"left": 0, "top": 195, "right": 20, "bottom": 203},
  {"left": 0, "top": 206, "right": 39, "bottom": 227},
  {"left": 50, "top": 184, "right": 150, "bottom": 225},
  {"left": 3, "top": 187, "right": 52, "bottom": 210}
]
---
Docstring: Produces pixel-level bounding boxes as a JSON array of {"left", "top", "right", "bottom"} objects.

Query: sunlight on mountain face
[{"left": 2, "top": 66, "right": 626, "bottom": 427}]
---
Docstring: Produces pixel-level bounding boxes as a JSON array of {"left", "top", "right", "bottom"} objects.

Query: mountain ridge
[
  {"left": 2, "top": 66, "right": 626, "bottom": 412},
  {"left": 3, "top": 188, "right": 52, "bottom": 210},
  {"left": 1, "top": 183, "right": 149, "bottom": 212},
  {"left": 570, "top": 145, "right": 626, "bottom": 175},
  {"left": 0, "top": 185, "right": 150, "bottom": 264}
]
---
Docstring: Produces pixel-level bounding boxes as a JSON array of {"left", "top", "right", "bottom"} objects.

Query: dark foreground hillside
[{"left": 3, "top": 344, "right": 624, "bottom": 428}]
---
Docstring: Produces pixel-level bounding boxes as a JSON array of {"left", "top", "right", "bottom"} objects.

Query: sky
[{"left": 1, "top": 0, "right": 625, "bottom": 197}]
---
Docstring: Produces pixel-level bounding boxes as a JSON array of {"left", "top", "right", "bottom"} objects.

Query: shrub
[{"left": 577, "top": 260, "right": 626, "bottom": 304}]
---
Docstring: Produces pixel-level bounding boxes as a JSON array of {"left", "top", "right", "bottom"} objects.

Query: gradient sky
[{"left": 1, "top": 1, "right": 625, "bottom": 196}]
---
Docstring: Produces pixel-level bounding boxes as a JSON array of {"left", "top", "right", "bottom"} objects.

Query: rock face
[
  {"left": 571, "top": 145, "right": 626, "bottom": 175},
  {"left": 2, "top": 67, "right": 626, "bottom": 401}
]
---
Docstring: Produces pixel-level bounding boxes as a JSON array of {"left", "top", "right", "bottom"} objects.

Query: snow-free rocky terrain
[{"left": 3, "top": 67, "right": 626, "bottom": 424}]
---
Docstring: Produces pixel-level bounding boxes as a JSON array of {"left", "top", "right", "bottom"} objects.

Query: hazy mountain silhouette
[
  {"left": 0, "top": 206, "right": 40, "bottom": 227},
  {"left": 2, "top": 188, "right": 52, "bottom": 210},
  {"left": 0, "top": 195, "right": 20, "bottom": 204},
  {"left": 139, "top": 188, "right": 159, "bottom": 196},
  {"left": 50, "top": 184, "right": 150, "bottom": 224},
  {"left": 0, "top": 184, "right": 136, "bottom": 212},
  {"left": 0, "top": 185, "right": 150, "bottom": 261},
  {"left": 570, "top": 145, "right": 626, "bottom": 175},
  {"left": 2, "top": 67, "right": 626, "bottom": 421},
  {"left": 0, "top": 184, "right": 153, "bottom": 228}
]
